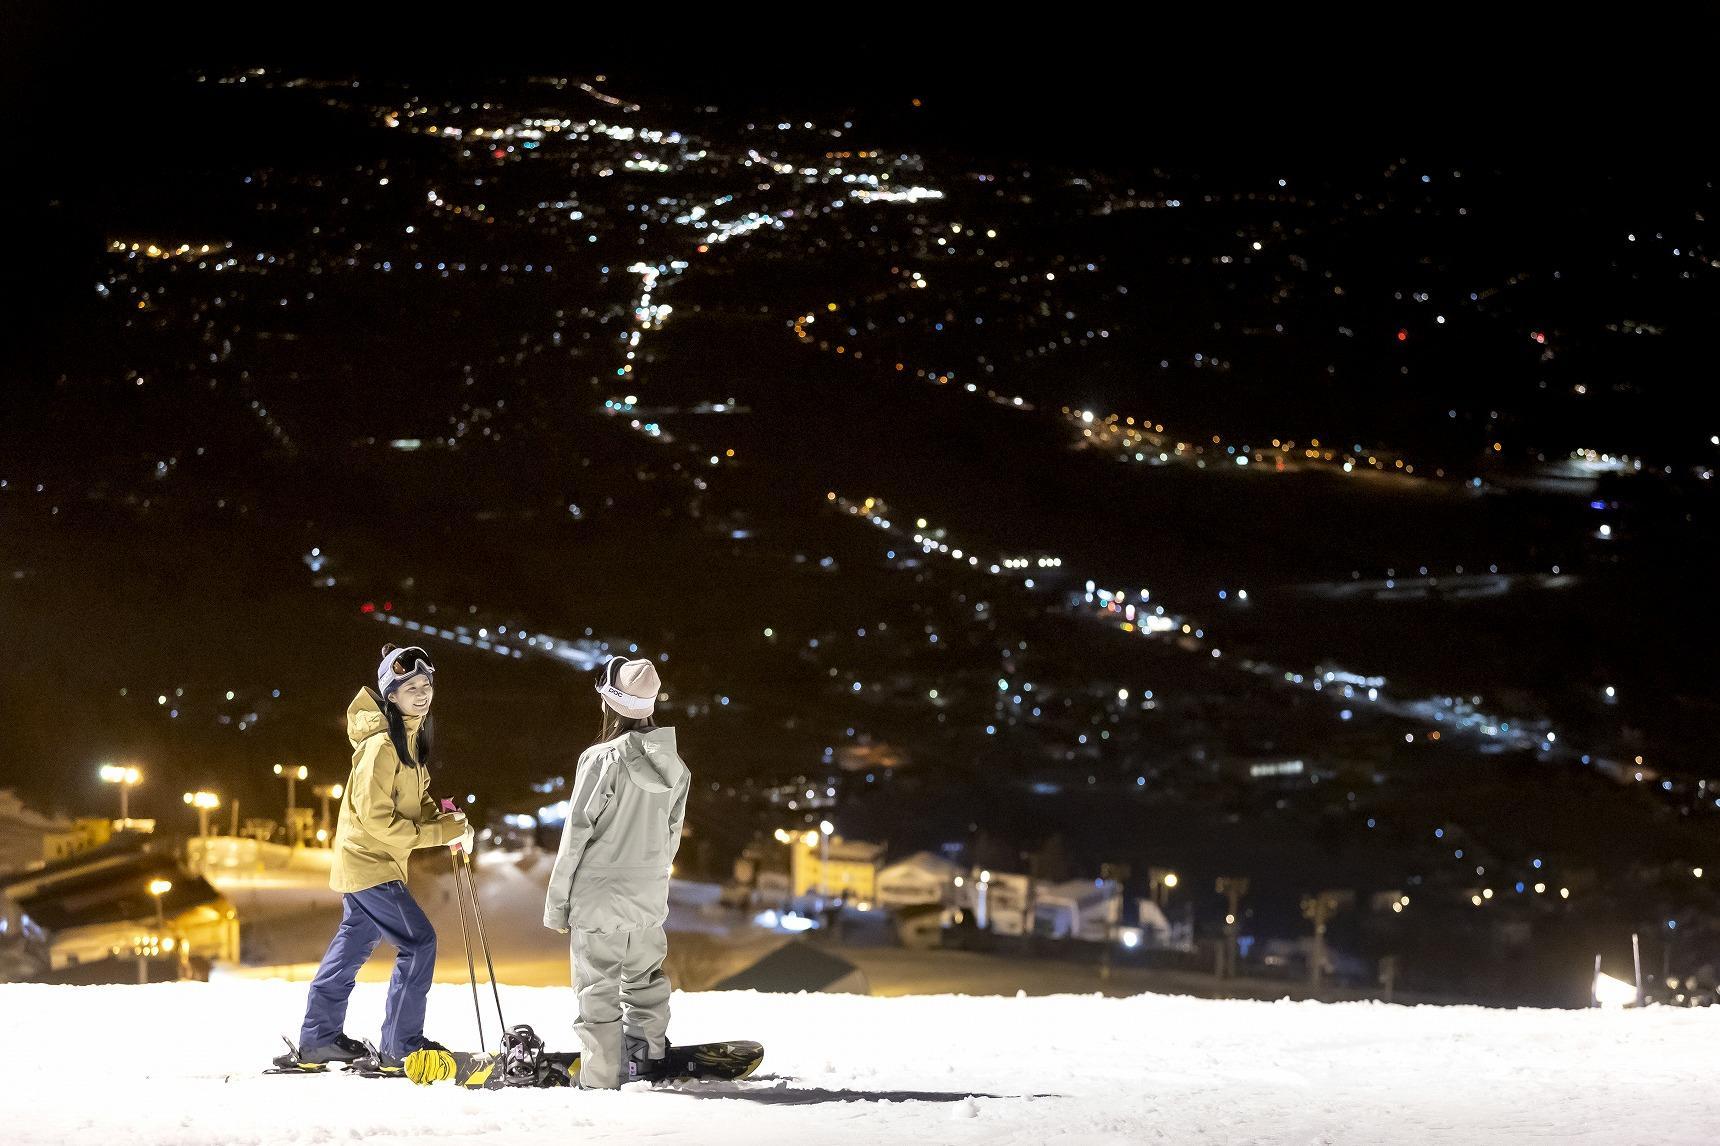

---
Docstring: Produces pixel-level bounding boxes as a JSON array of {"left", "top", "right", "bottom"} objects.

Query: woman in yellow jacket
[{"left": 272, "top": 645, "right": 472, "bottom": 1074}]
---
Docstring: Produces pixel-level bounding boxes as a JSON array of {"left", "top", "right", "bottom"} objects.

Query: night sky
[{"left": 3, "top": 15, "right": 1715, "bottom": 1002}]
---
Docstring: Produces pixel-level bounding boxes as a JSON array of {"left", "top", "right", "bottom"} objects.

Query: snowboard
[
  {"left": 405, "top": 1040, "right": 766, "bottom": 1088},
  {"left": 262, "top": 1060, "right": 409, "bottom": 1079}
]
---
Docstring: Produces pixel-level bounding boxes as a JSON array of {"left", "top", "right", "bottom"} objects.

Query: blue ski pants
[{"left": 298, "top": 880, "right": 438, "bottom": 1060}]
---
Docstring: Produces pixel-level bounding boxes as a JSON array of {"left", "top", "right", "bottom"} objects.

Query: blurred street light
[
  {"left": 100, "top": 764, "right": 143, "bottom": 824},
  {"left": 147, "top": 878, "right": 172, "bottom": 928},
  {"left": 313, "top": 783, "right": 344, "bottom": 847},
  {"left": 182, "top": 791, "right": 219, "bottom": 872},
  {"left": 1215, "top": 876, "right": 1249, "bottom": 979},
  {"left": 818, "top": 820, "right": 835, "bottom": 904},
  {"left": 274, "top": 764, "right": 309, "bottom": 845},
  {"left": 1149, "top": 867, "right": 1180, "bottom": 907},
  {"left": 1301, "top": 889, "right": 1355, "bottom": 989}
]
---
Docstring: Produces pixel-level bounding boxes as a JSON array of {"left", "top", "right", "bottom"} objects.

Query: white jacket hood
[{"left": 619, "top": 726, "right": 686, "bottom": 794}]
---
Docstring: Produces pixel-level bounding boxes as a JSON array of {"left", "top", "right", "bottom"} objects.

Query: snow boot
[
  {"left": 269, "top": 1034, "right": 367, "bottom": 1073},
  {"left": 625, "top": 1034, "right": 670, "bottom": 1083}
]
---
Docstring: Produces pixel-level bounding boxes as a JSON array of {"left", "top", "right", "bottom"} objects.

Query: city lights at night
[{"left": 1, "top": 22, "right": 1714, "bottom": 1144}]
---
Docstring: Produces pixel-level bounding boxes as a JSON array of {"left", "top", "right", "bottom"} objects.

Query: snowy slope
[{"left": 2, "top": 980, "right": 1715, "bottom": 1145}]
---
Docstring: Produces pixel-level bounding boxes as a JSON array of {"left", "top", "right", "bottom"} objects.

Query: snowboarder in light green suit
[{"left": 544, "top": 655, "right": 689, "bottom": 1088}]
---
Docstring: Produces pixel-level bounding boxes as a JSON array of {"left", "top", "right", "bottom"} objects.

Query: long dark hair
[
  {"left": 376, "top": 644, "right": 433, "bottom": 768},
  {"left": 591, "top": 704, "right": 651, "bottom": 748},
  {"left": 385, "top": 699, "right": 433, "bottom": 768}
]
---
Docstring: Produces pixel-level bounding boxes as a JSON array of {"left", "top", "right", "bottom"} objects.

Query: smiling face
[{"left": 389, "top": 674, "right": 434, "bottom": 716}]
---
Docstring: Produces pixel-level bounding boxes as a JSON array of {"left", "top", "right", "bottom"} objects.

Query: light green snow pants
[{"left": 570, "top": 926, "right": 671, "bottom": 1088}]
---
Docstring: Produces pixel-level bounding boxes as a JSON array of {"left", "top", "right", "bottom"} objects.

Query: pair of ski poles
[{"left": 443, "top": 801, "right": 506, "bottom": 1052}]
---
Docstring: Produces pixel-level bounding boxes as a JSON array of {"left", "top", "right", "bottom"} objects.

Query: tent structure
[
  {"left": 712, "top": 941, "right": 869, "bottom": 994},
  {"left": 1033, "top": 878, "right": 1123, "bottom": 942},
  {"left": 875, "top": 851, "right": 962, "bottom": 908}
]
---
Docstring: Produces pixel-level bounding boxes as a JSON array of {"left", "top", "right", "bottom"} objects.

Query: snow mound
[{"left": 1, "top": 979, "right": 1715, "bottom": 1144}]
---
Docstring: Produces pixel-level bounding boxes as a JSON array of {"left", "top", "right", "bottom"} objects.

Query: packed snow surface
[{"left": 1, "top": 979, "right": 1715, "bottom": 1144}]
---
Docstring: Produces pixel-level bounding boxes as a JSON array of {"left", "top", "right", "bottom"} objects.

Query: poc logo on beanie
[{"left": 596, "top": 655, "right": 659, "bottom": 719}]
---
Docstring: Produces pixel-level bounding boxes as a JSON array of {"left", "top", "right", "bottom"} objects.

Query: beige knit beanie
[{"left": 596, "top": 655, "right": 660, "bottom": 719}]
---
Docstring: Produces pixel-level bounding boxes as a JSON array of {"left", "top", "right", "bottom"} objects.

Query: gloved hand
[{"left": 447, "top": 813, "right": 475, "bottom": 855}]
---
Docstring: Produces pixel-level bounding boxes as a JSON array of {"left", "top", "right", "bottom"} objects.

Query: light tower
[
  {"left": 99, "top": 764, "right": 143, "bottom": 826},
  {"left": 182, "top": 791, "right": 219, "bottom": 871},
  {"left": 273, "top": 764, "right": 309, "bottom": 844},
  {"left": 313, "top": 783, "right": 344, "bottom": 846}
]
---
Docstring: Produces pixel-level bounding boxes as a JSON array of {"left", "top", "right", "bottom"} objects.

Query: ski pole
[
  {"left": 460, "top": 851, "right": 508, "bottom": 1034},
  {"left": 449, "top": 848, "right": 487, "bottom": 1052}
]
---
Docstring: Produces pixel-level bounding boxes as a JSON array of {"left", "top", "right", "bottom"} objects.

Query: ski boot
[
  {"left": 267, "top": 1034, "right": 367, "bottom": 1074},
  {"left": 625, "top": 1035, "right": 670, "bottom": 1084}
]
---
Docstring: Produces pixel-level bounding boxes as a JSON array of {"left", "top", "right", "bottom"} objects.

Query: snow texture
[{"left": 0, "top": 979, "right": 1714, "bottom": 1144}]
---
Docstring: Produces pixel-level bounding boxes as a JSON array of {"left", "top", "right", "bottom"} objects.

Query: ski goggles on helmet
[
  {"left": 378, "top": 645, "right": 436, "bottom": 699},
  {"left": 388, "top": 646, "right": 435, "bottom": 677}
]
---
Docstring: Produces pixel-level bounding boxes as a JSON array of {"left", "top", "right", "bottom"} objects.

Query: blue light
[
  {"left": 1435, "top": 828, "right": 1444, "bottom": 839},
  {"left": 1532, "top": 858, "right": 1542, "bottom": 869},
  {"left": 1515, "top": 882, "right": 1525, "bottom": 893},
  {"left": 1668, "top": 920, "right": 1677, "bottom": 930}
]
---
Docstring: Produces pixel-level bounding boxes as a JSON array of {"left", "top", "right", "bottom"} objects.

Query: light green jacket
[
  {"left": 330, "top": 689, "right": 465, "bottom": 894},
  {"left": 543, "top": 726, "right": 690, "bottom": 933}
]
